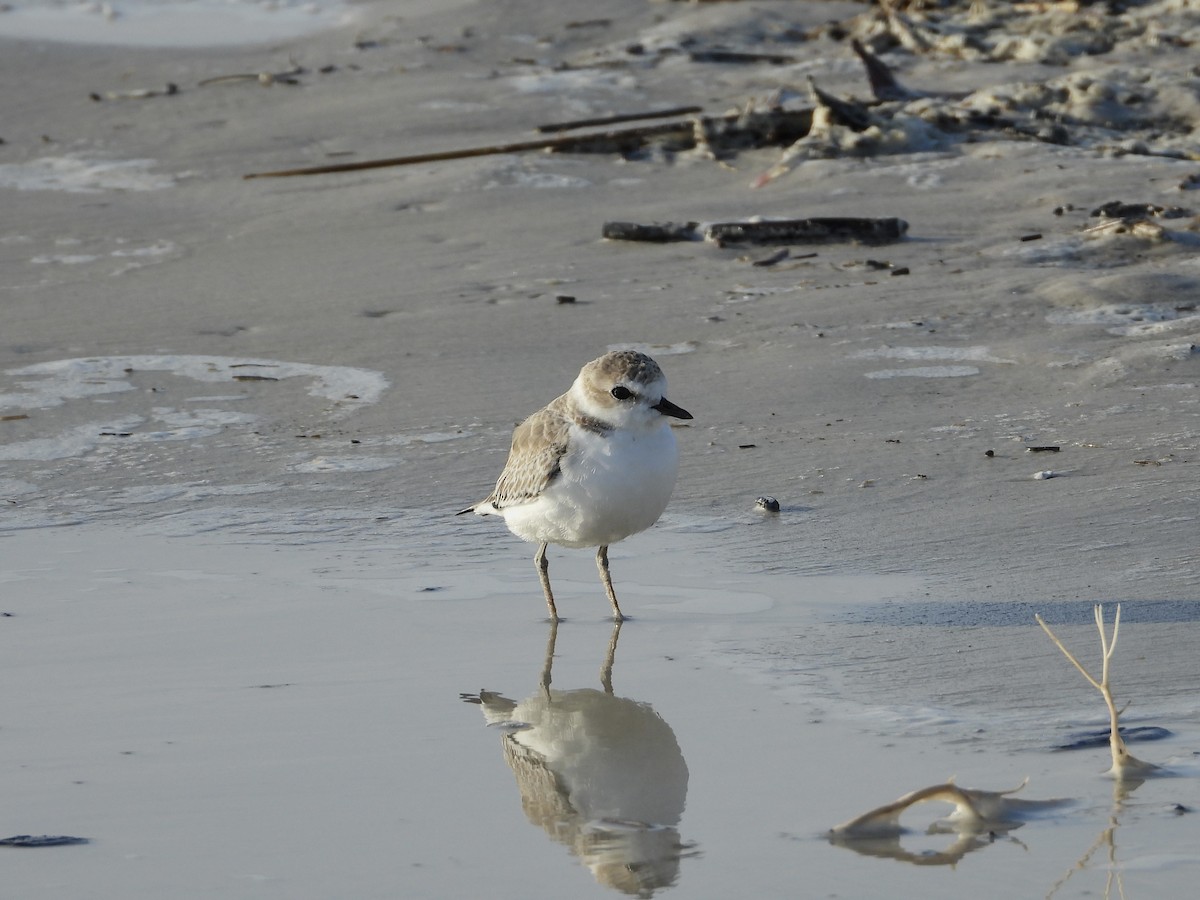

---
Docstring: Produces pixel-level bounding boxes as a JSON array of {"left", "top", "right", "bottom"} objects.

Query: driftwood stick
[
  {"left": 602, "top": 218, "right": 908, "bottom": 246},
  {"left": 245, "top": 135, "right": 596, "bottom": 179},
  {"left": 245, "top": 120, "right": 704, "bottom": 179},
  {"left": 602, "top": 221, "right": 699, "bottom": 243},
  {"left": 244, "top": 108, "right": 814, "bottom": 180},
  {"left": 706, "top": 217, "right": 908, "bottom": 246},
  {"left": 535, "top": 106, "right": 703, "bottom": 133}
]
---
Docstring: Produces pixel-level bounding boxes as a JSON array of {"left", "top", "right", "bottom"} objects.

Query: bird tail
[{"left": 458, "top": 500, "right": 501, "bottom": 516}]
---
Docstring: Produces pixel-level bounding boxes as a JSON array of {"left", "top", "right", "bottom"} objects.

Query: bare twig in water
[
  {"left": 830, "top": 777, "right": 1067, "bottom": 839},
  {"left": 1035, "top": 604, "right": 1158, "bottom": 779},
  {"left": 831, "top": 780, "right": 1021, "bottom": 838},
  {"left": 1044, "top": 818, "right": 1125, "bottom": 900}
]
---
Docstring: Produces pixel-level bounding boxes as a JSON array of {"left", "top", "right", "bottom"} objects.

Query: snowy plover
[{"left": 459, "top": 350, "right": 692, "bottom": 621}]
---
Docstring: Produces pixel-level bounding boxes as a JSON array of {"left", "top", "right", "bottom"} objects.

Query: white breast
[{"left": 501, "top": 421, "right": 679, "bottom": 549}]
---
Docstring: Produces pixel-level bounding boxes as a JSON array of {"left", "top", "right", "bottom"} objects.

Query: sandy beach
[{"left": 3, "top": 1, "right": 1199, "bottom": 897}]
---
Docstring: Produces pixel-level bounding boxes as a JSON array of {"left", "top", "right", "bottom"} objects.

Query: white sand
[{"left": 3, "top": 0, "right": 1199, "bottom": 896}]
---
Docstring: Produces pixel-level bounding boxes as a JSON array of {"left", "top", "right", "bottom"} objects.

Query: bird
[{"left": 459, "top": 350, "right": 692, "bottom": 621}]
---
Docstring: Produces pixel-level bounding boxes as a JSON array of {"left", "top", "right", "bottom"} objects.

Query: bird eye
[{"left": 610, "top": 385, "right": 633, "bottom": 400}]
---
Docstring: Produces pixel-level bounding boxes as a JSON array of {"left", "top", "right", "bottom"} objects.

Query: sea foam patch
[
  {"left": 856, "top": 346, "right": 1005, "bottom": 378},
  {"left": 1, "top": 355, "right": 387, "bottom": 413},
  {"left": 0, "top": 408, "right": 262, "bottom": 461},
  {"left": 852, "top": 346, "right": 1014, "bottom": 363},
  {"left": 291, "top": 456, "right": 399, "bottom": 473},
  {"left": 0, "top": 157, "right": 174, "bottom": 193},
  {"left": 1045, "top": 303, "right": 1200, "bottom": 336},
  {"left": 483, "top": 169, "right": 592, "bottom": 191},
  {"left": 0, "top": 417, "right": 145, "bottom": 461},
  {"left": 507, "top": 69, "right": 638, "bottom": 95},
  {"left": 386, "top": 431, "right": 473, "bottom": 446},
  {"left": 608, "top": 341, "right": 699, "bottom": 356},
  {"left": 26, "top": 239, "right": 180, "bottom": 276},
  {"left": 864, "top": 366, "right": 981, "bottom": 379}
]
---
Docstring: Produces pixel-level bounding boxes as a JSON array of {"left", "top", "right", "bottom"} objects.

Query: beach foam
[
  {"left": 1, "top": 355, "right": 387, "bottom": 413},
  {"left": 0, "top": 156, "right": 174, "bottom": 193}
]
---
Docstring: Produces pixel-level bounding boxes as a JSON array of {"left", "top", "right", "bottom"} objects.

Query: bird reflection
[{"left": 462, "top": 621, "right": 694, "bottom": 897}]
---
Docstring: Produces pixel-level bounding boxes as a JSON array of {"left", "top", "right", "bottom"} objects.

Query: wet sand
[
  {"left": 3, "top": 0, "right": 1200, "bottom": 896},
  {"left": 5, "top": 524, "right": 1198, "bottom": 898}
]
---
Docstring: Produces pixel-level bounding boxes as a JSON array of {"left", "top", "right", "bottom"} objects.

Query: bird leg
[
  {"left": 539, "top": 619, "right": 558, "bottom": 697},
  {"left": 600, "top": 618, "right": 622, "bottom": 694},
  {"left": 534, "top": 542, "right": 560, "bottom": 622},
  {"left": 596, "top": 545, "right": 626, "bottom": 622}
]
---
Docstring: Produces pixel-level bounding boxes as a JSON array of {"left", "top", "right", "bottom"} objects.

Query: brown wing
[{"left": 485, "top": 397, "right": 571, "bottom": 510}]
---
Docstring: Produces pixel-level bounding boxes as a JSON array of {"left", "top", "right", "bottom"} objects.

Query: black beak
[{"left": 653, "top": 397, "right": 693, "bottom": 420}]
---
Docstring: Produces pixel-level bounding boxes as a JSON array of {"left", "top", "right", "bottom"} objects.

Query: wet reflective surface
[
  {"left": 836, "top": 598, "right": 1200, "bottom": 628},
  {"left": 4, "top": 525, "right": 1199, "bottom": 898},
  {"left": 463, "top": 623, "right": 695, "bottom": 896}
]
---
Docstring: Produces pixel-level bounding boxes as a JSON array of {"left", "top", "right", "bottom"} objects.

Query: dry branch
[
  {"left": 535, "top": 106, "right": 703, "bottom": 133},
  {"left": 706, "top": 217, "right": 908, "bottom": 246},
  {"left": 244, "top": 109, "right": 813, "bottom": 180},
  {"left": 1035, "top": 604, "right": 1158, "bottom": 779}
]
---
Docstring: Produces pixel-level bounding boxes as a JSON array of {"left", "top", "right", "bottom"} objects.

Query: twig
[
  {"left": 245, "top": 122, "right": 696, "bottom": 179},
  {"left": 750, "top": 248, "right": 791, "bottom": 267},
  {"left": 1035, "top": 604, "right": 1157, "bottom": 779},
  {"left": 535, "top": 106, "right": 703, "bottom": 133},
  {"left": 199, "top": 63, "right": 306, "bottom": 87},
  {"left": 244, "top": 108, "right": 814, "bottom": 179},
  {"left": 829, "top": 777, "right": 1066, "bottom": 838}
]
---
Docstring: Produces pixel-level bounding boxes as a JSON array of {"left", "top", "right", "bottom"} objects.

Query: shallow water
[
  {"left": 0, "top": 306, "right": 1195, "bottom": 900},
  {"left": 4, "top": 0, "right": 1200, "bottom": 893},
  {"left": 3, "top": 518, "right": 1197, "bottom": 899}
]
